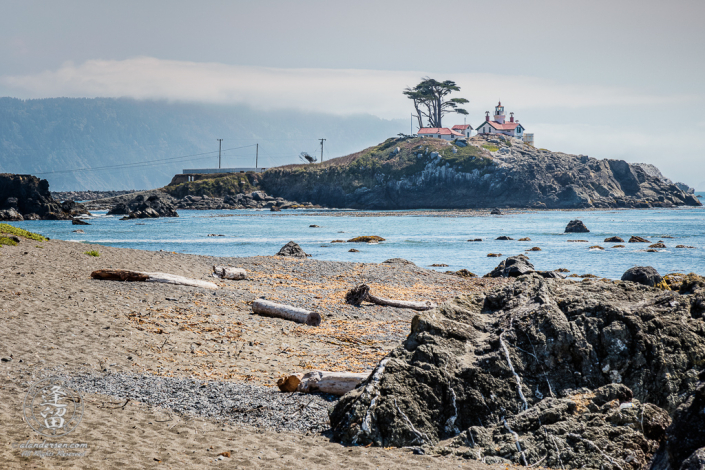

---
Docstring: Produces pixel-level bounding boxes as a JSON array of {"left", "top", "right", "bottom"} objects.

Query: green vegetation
[
  {"left": 0, "top": 223, "right": 48, "bottom": 241},
  {"left": 0, "top": 237, "right": 18, "bottom": 246},
  {"left": 84, "top": 250, "right": 100, "bottom": 257},
  {"left": 482, "top": 144, "right": 499, "bottom": 152},
  {"left": 164, "top": 173, "right": 259, "bottom": 198}
]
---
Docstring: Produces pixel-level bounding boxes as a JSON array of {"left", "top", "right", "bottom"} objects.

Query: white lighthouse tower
[{"left": 493, "top": 101, "right": 506, "bottom": 124}]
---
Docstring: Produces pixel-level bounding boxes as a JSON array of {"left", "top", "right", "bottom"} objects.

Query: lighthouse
[{"left": 493, "top": 101, "right": 506, "bottom": 124}]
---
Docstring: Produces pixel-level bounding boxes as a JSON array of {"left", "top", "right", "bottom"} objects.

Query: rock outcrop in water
[
  {"left": 259, "top": 135, "right": 701, "bottom": 209},
  {"left": 329, "top": 273, "right": 705, "bottom": 467},
  {"left": 0, "top": 173, "right": 89, "bottom": 220},
  {"left": 112, "top": 194, "right": 179, "bottom": 219}
]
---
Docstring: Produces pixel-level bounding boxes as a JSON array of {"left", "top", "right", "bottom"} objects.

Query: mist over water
[{"left": 16, "top": 198, "right": 705, "bottom": 280}]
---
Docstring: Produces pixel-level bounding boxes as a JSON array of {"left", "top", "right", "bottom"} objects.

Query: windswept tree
[
  {"left": 299, "top": 152, "right": 317, "bottom": 164},
  {"left": 403, "top": 78, "right": 469, "bottom": 129}
]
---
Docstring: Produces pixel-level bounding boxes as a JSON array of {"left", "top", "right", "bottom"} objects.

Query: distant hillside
[{"left": 0, "top": 97, "right": 405, "bottom": 191}]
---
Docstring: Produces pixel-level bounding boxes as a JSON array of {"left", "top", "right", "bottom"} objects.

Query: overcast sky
[{"left": 2, "top": 0, "right": 704, "bottom": 187}]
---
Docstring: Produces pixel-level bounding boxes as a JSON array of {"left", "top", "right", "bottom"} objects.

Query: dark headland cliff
[{"left": 251, "top": 134, "right": 699, "bottom": 210}]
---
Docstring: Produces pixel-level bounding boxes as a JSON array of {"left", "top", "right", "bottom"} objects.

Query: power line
[{"left": 32, "top": 144, "right": 257, "bottom": 175}]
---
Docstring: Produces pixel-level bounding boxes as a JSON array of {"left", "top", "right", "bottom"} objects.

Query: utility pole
[
  {"left": 319, "top": 138, "right": 326, "bottom": 162},
  {"left": 256, "top": 143, "right": 259, "bottom": 169},
  {"left": 217, "top": 139, "right": 223, "bottom": 169}
]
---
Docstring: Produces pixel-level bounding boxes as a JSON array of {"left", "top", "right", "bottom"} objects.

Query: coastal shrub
[
  {"left": 0, "top": 237, "right": 18, "bottom": 246},
  {"left": 84, "top": 249, "right": 100, "bottom": 257},
  {"left": 0, "top": 223, "right": 48, "bottom": 241},
  {"left": 482, "top": 144, "right": 499, "bottom": 152}
]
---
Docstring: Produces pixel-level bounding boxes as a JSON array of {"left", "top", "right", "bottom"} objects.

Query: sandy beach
[{"left": 0, "top": 236, "right": 506, "bottom": 469}]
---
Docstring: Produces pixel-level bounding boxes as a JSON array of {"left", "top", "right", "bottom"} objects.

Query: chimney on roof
[
  {"left": 485, "top": 111, "right": 489, "bottom": 122},
  {"left": 510, "top": 112, "right": 514, "bottom": 123}
]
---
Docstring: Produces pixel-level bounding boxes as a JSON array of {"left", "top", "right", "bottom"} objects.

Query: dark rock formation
[
  {"left": 495, "top": 236, "right": 514, "bottom": 241},
  {"left": 329, "top": 274, "right": 705, "bottom": 467},
  {"left": 679, "top": 448, "right": 705, "bottom": 470},
  {"left": 630, "top": 236, "right": 651, "bottom": 243},
  {"left": 258, "top": 136, "right": 701, "bottom": 209},
  {"left": 383, "top": 258, "right": 415, "bottom": 266},
  {"left": 565, "top": 219, "right": 590, "bottom": 233},
  {"left": 604, "top": 236, "right": 624, "bottom": 242},
  {"left": 0, "top": 174, "right": 89, "bottom": 220},
  {"left": 113, "top": 194, "right": 178, "bottom": 219},
  {"left": 485, "top": 255, "right": 534, "bottom": 278},
  {"left": 276, "top": 241, "right": 308, "bottom": 258},
  {"left": 490, "top": 208, "right": 502, "bottom": 215},
  {"left": 72, "top": 218, "right": 90, "bottom": 225},
  {"left": 621, "top": 266, "right": 662, "bottom": 286}
]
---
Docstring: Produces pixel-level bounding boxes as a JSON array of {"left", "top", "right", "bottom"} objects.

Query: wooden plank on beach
[
  {"left": 252, "top": 299, "right": 321, "bottom": 326},
  {"left": 213, "top": 265, "right": 247, "bottom": 280},
  {"left": 90, "top": 269, "right": 218, "bottom": 290}
]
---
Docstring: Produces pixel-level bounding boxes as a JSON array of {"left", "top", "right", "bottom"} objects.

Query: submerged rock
[
  {"left": 330, "top": 274, "right": 705, "bottom": 467},
  {"left": 276, "top": 241, "right": 308, "bottom": 258},
  {"left": 604, "top": 236, "right": 624, "bottom": 243},
  {"left": 565, "top": 219, "right": 590, "bottom": 233},
  {"left": 629, "top": 236, "right": 650, "bottom": 243}
]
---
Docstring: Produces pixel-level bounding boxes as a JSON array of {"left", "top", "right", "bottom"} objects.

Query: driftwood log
[
  {"left": 277, "top": 371, "right": 369, "bottom": 395},
  {"left": 252, "top": 299, "right": 321, "bottom": 326},
  {"left": 345, "top": 284, "right": 436, "bottom": 311},
  {"left": 213, "top": 265, "right": 247, "bottom": 280},
  {"left": 90, "top": 269, "right": 218, "bottom": 290}
]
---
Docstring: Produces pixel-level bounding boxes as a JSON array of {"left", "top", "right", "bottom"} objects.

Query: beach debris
[
  {"left": 345, "top": 284, "right": 436, "bottom": 311},
  {"left": 212, "top": 266, "right": 247, "bottom": 280},
  {"left": 72, "top": 218, "right": 90, "bottom": 225},
  {"left": 252, "top": 299, "right": 321, "bottom": 326},
  {"left": 329, "top": 272, "right": 705, "bottom": 466},
  {"left": 90, "top": 269, "right": 218, "bottom": 289},
  {"left": 485, "top": 255, "right": 534, "bottom": 278},
  {"left": 490, "top": 208, "right": 502, "bottom": 215},
  {"left": 629, "top": 236, "right": 650, "bottom": 243},
  {"left": 621, "top": 266, "right": 662, "bottom": 286},
  {"left": 565, "top": 219, "right": 590, "bottom": 233},
  {"left": 604, "top": 236, "right": 624, "bottom": 242},
  {"left": 276, "top": 241, "right": 308, "bottom": 258},
  {"left": 277, "top": 370, "right": 369, "bottom": 395},
  {"left": 347, "top": 236, "right": 386, "bottom": 243},
  {"left": 495, "top": 236, "right": 514, "bottom": 240}
]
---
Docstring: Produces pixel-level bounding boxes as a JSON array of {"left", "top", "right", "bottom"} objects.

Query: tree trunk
[
  {"left": 345, "top": 283, "right": 436, "bottom": 311},
  {"left": 213, "top": 265, "right": 247, "bottom": 280},
  {"left": 252, "top": 299, "right": 321, "bottom": 326},
  {"left": 90, "top": 269, "right": 218, "bottom": 290},
  {"left": 277, "top": 371, "right": 369, "bottom": 395}
]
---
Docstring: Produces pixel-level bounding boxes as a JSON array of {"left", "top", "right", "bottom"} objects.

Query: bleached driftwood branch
[
  {"left": 252, "top": 299, "right": 321, "bottom": 326},
  {"left": 213, "top": 265, "right": 247, "bottom": 280},
  {"left": 345, "top": 284, "right": 436, "bottom": 311},
  {"left": 277, "top": 371, "right": 368, "bottom": 395},
  {"left": 90, "top": 269, "right": 218, "bottom": 290}
]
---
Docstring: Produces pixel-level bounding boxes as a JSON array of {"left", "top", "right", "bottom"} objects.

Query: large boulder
[
  {"left": 114, "top": 193, "right": 178, "bottom": 219},
  {"left": 107, "top": 203, "right": 130, "bottom": 215},
  {"left": 330, "top": 274, "right": 705, "bottom": 467},
  {"left": 276, "top": 241, "right": 308, "bottom": 258},
  {"left": 621, "top": 266, "right": 662, "bottom": 287},
  {"left": 565, "top": 219, "right": 590, "bottom": 233},
  {"left": 0, "top": 208, "right": 23, "bottom": 221},
  {"left": 485, "top": 255, "right": 534, "bottom": 278}
]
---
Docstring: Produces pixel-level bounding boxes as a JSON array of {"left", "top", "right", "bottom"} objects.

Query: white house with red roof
[
  {"left": 417, "top": 127, "right": 464, "bottom": 141},
  {"left": 476, "top": 101, "right": 525, "bottom": 139},
  {"left": 451, "top": 124, "right": 473, "bottom": 138}
]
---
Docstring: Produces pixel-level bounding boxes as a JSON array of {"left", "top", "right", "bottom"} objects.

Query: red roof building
[
  {"left": 476, "top": 101, "right": 526, "bottom": 139},
  {"left": 451, "top": 124, "right": 473, "bottom": 138},
  {"left": 417, "top": 127, "right": 464, "bottom": 141}
]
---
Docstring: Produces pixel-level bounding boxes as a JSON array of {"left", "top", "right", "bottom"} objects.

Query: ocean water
[{"left": 13, "top": 195, "right": 704, "bottom": 279}]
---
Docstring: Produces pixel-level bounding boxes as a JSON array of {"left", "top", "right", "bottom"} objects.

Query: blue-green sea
[{"left": 12, "top": 195, "right": 704, "bottom": 279}]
